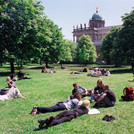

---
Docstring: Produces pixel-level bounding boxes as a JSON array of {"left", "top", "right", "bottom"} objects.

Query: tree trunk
[
  {"left": 46, "top": 60, "right": 48, "bottom": 68},
  {"left": 132, "top": 63, "right": 134, "bottom": 70},
  {"left": 10, "top": 61, "right": 14, "bottom": 73},
  {"left": 40, "top": 59, "right": 42, "bottom": 65}
]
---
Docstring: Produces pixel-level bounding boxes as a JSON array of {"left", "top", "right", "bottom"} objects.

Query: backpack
[{"left": 122, "top": 87, "right": 134, "bottom": 101}]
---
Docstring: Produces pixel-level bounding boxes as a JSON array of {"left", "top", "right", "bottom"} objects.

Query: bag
[
  {"left": 122, "top": 87, "right": 134, "bottom": 101},
  {"left": 0, "top": 89, "right": 8, "bottom": 95}
]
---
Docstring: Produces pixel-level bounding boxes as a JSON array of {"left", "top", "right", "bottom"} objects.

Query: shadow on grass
[
  {"left": 27, "top": 66, "right": 53, "bottom": 70},
  {"left": 34, "top": 126, "right": 48, "bottom": 131},
  {"left": 0, "top": 72, "right": 11, "bottom": 77},
  {"left": 111, "top": 69, "right": 132, "bottom": 74}
]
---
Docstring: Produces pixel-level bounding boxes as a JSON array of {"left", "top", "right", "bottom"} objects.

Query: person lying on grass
[
  {"left": 72, "top": 83, "right": 91, "bottom": 98},
  {"left": 31, "top": 92, "right": 81, "bottom": 116},
  {"left": 94, "top": 83, "right": 116, "bottom": 107},
  {"left": 38, "top": 100, "right": 90, "bottom": 129},
  {"left": 0, "top": 86, "right": 23, "bottom": 101}
]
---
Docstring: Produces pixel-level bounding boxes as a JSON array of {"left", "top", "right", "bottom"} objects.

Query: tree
[
  {"left": 117, "top": 8, "right": 134, "bottom": 69},
  {"left": 0, "top": 0, "right": 44, "bottom": 72},
  {"left": 101, "top": 27, "right": 121, "bottom": 65},
  {"left": 59, "top": 39, "right": 76, "bottom": 63},
  {"left": 76, "top": 35, "right": 97, "bottom": 64},
  {"left": 36, "top": 19, "right": 64, "bottom": 67}
]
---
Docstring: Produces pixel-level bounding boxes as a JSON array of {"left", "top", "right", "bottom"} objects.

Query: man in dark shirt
[
  {"left": 97, "top": 84, "right": 116, "bottom": 107},
  {"left": 90, "top": 79, "right": 103, "bottom": 102}
]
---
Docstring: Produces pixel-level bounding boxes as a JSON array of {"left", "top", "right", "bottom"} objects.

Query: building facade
[{"left": 72, "top": 8, "right": 120, "bottom": 55}]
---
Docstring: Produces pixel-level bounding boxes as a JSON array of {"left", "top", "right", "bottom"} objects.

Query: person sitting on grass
[
  {"left": 0, "top": 86, "right": 23, "bottom": 101},
  {"left": 90, "top": 79, "right": 104, "bottom": 103},
  {"left": 0, "top": 77, "right": 17, "bottom": 95},
  {"left": 42, "top": 67, "right": 48, "bottom": 73},
  {"left": 10, "top": 71, "right": 18, "bottom": 81},
  {"left": 18, "top": 70, "right": 31, "bottom": 80},
  {"left": 72, "top": 83, "right": 91, "bottom": 98},
  {"left": 104, "top": 69, "right": 110, "bottom": 76},
  {"left": 61, "top": 64, "right": 66, "bottom": 69},
  {"left": 38, "top": 100, "right": 90, "bottom": 129},
  {"left": 82, "top": 66, "right": 88, "bottom": 72},
  {"left": 94, "top": 83, "right": 116, "bottom": 107},
  {"left": 31, "top": 93, "right": 81, "bottom": 116}
]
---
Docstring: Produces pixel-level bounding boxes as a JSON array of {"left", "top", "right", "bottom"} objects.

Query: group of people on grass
[
  {"left": 10, "top": 70, "right": 31, "bottom": 81},
  {"left": 70, "top": 66, "right": 110, "bottom": 77},
  {"left": 42, "top": 66, "right": 56, "bottom": 73},
  {"left": 0, "top": 66, "right": 115, "bottom": 129},
  {"left": 30, "top": 79, "right": 116, "bottom": 129}
]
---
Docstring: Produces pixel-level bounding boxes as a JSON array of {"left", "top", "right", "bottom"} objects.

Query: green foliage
[
  {"left": 118, "top": 8, "right": 134, "bottom": 69},
  {"left": 0, "top": 0, "right": 45, "bottom": 71},
  {"left": 76, "top": 35, "right": 97, "bottom": 63},
  {"left": 101, "top": 27, "right": 121, "bottom": 65},
  {"left": 59, "top": 39, "right": 76, "bottom": 62},
  {"left": 101, "top": 8, "right": 134, "bottom": 69}
]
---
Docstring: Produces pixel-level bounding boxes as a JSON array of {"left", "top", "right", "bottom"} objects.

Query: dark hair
[
  {"left": 73, "top": 92, "right": 81, "bottom": 101},
  {"left": 73, "top": 83, "right": 78, "bottom": 87}
]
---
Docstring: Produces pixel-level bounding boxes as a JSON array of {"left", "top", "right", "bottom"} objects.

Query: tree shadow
[
  {"left": 110, "top": 69, "right": 132, "bottom": 74},
  {"left": 0, "top": 72, "right": 11, "bottom": 77},
  {"left": 27, "top": 66, "right": 53, "bottom": 70}
]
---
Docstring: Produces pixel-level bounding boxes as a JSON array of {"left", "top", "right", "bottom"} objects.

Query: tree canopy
[
  {"left": 101, "top": 8, "right": 134, "bottom": 69},
  {"left": 76, "top": 34, "right": 97, "bottom": 64}
]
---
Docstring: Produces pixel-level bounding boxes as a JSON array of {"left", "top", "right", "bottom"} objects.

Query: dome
[{"left": 92, "top": 12, "right": 102, "bottom": 20}]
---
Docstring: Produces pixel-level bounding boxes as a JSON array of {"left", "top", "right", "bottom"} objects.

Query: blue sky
[{"left": 41, "top": 0, "right": 134, "bottom": 40}]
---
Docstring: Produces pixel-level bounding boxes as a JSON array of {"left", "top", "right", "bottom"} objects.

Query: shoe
[
  {"left": 102, "top": 115, "right": 109, "bottom": 121},
  {"left": 46, "top": 116, "right": 55, "bottom": 127},
  {"left": 90, "top": 100, "right": 95, "bottom": 103},
  {"left": 31, "top": 106, "right": 37, "bottom": 116},
  {"left": 38, "top": 119, "right": 48, "bottom": 129}
]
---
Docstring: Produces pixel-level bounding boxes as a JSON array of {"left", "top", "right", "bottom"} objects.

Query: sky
[{"left": 41, "top": 0, "right": 134, "bottom": 40}]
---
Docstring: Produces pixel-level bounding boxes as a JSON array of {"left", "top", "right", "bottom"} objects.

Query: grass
[{"left": 0, "top": 63, "right": 134, "bottom": 134}]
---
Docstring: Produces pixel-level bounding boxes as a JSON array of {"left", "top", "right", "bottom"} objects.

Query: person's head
[
  {"left": 73, "top": 92, "right": 81, "bottom": 101},
  {"left": 73, "top": 83, "right": 79, "bottom": 89},
  {"left": 81, "top": 100, "right": 90, "bottom": 108},
  {"left": 70, "top": 72, "right": 74, "bottom": 74},
  {"left": 20, "top": 70, "right": 23, "bottom": 73},
  {"left": 97, "top": 79, "right": 103, "bottom": 87},
  {"left": 6, "top": 77, "right": 11, "bottom": 82},
  {"left": 102, "top": 83, "right": 109, "bottom": 90},
  {"left": 106, "top": 69, "right": 109, "bottom": 71},
  {"left": 105, "top": 84, "right": 109, "bottom": 90},
  {"left": 13, "top": 71, "right": 16, "bottom": 74}
]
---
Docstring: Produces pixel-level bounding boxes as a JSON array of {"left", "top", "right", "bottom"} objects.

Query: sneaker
[
  {"left": 38, "top": 119, "right": 48, "bottom": 129},
  {"left": 90, "top": 100, "right": 95, "bottom": 103},
  {"left": 31, "top": 106, "right": 37, "bottom": 116}
]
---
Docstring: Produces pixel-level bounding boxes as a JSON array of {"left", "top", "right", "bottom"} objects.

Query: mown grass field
[{"left": 0, "top": 63, "right": 134, "bottom": 134}]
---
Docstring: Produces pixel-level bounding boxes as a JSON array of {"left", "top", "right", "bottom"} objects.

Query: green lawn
[{"left": 0, "top": 64, "right": 134, "bottom": 134}]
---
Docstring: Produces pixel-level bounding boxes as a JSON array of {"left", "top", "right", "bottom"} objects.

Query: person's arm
[
  {"left": 97, "top": 93, "right": 107, "bottom": 102},
  {"left": 7, "top": 81, "right": 13, "bottom": 88},
  {"left": 79, "top": 86, "right": 87, "bottom": 93}
]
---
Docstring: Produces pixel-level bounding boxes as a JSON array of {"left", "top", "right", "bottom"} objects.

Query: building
[{"left": 72, "top": 7, "right": 120, "bottom": 55}]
